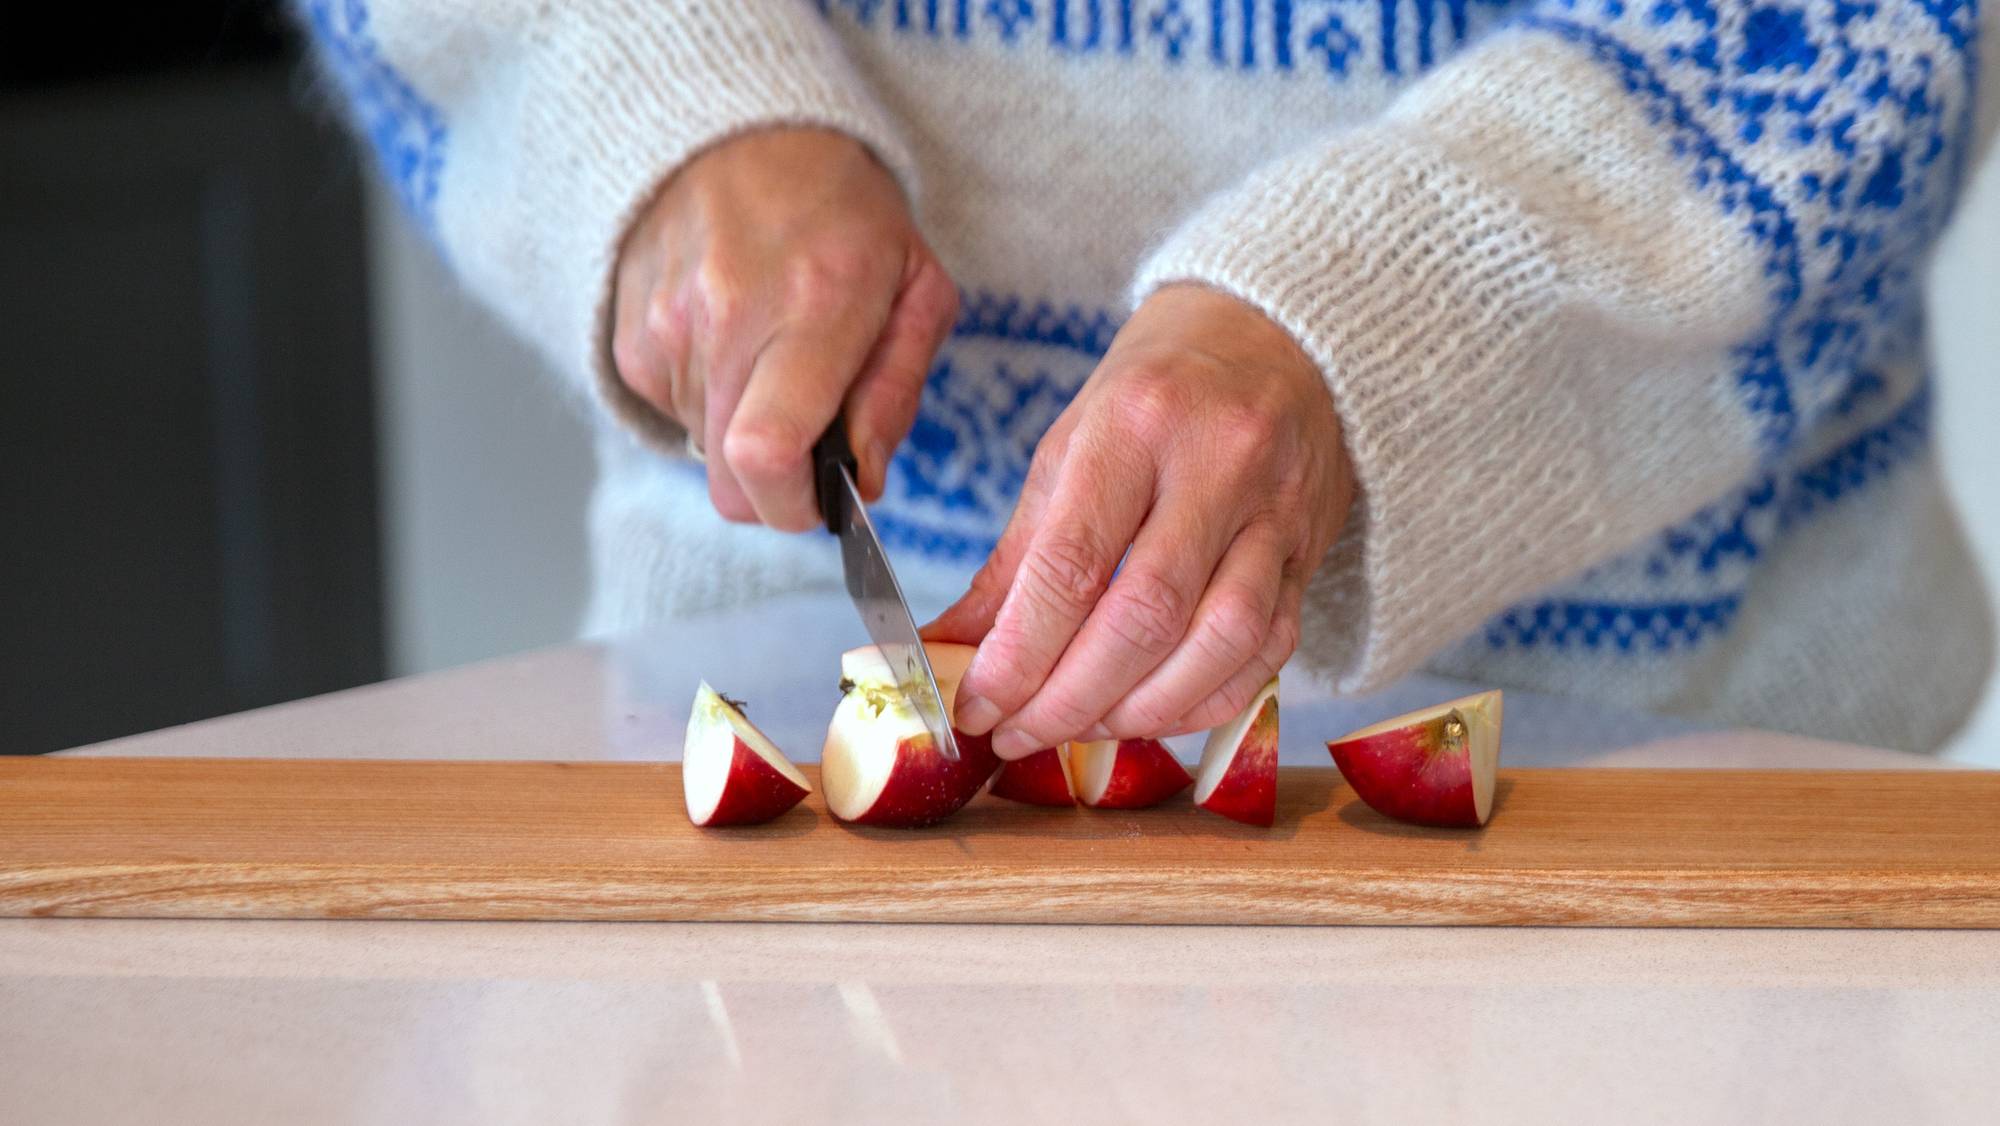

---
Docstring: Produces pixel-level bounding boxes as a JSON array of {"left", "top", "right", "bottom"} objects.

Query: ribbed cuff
[
  {"left": 444, "top": 2, "right": 919, "bottom": 454},
  {"left": 1132, "top": 130, "right": 1608, "bottom": 692}
]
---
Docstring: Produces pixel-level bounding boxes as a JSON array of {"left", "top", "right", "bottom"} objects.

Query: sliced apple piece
[
  {"left": 1326, "top": 691, "right": 1504, "bottom": 828},
  {"left": 1193, "top": 679, "right": 1280, "bottom": 827},
  {"left": 1069, "top": 737, "right": 1192, "bottom": 809},
  {"left": 822, "top": 641, "right": 1002, "bottom": 827},
  {"left": 683, "top": 682, "right": 810, "bottom": 827},
  {"left": 990, "top": 745, "right": 1075, "bottom": 806}
]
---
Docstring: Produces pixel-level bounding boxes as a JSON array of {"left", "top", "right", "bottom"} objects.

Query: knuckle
[
  {"left": 722, "top": 418, "right": 808, "bottom": 485},
  {"left": 861, "top": 374, "right": 923, "bottom": 428},
  {"left": 1111, "top": 370, "right": 1186, "bottom": 440},
  {"left": 1212, "top": 403, "right": 1279, "bottom": 462},
  {"left": 1191, "top": 588, "right": 1268, "bottom": 669},
  {"left": 1182, "top": 692, "right": 1241, "bottom": 734},
  {"left": 1026, "top": 429, "right": 1069, "bottom": 481},
  {"left": 786, "top": 249, "right": 873, "bottom": 315},
  {"left": 690, "top": 261, "right": 747, "bottom": 332},
  {"left": 963, "top": 643, "right": 1034, "bottom": 708},
  {"left": 1018, "top": 534, "right": 1109, "bottom": 620},
  {"left": 935, "top": 277, "right": 964, "bottom": 327},
  {"left": 915, "top": 266, "right": 962, "bottom": 329},
  {"left": 1101, "top": 571, "right": 1191, "bottom": 656},
  {"left": 642, "top": 291, "right": 687, "bottom": 350},
  {"left": 967, "top": 559, "right": 1011, "bottom": 604},
  {"left": 1265, "top": 613, "right": 1302, "bottom": 666},
  {"left": 610, "top": 329, "right": 657, "bottom": 393},
  {"left": 1211, "top": 677, "right": 1258, "bottom": 721},
  {"left": 1106, "top": 692, "right": 1180, "bottom": 740},
  {"left": 1022, "top": 690, "right": 1098, "bottom": 744}
]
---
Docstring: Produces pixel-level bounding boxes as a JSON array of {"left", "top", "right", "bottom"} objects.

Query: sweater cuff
[
  {"left": 443, "top": 4, "right": 918, "bottom": 454},
  {"left": 1132, "top": 130, "right": 1598, "bottom": 692}
]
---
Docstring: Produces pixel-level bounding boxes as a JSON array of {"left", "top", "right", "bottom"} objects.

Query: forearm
[{"left": 1135, "top": 0, "right": 1977, "bottom": 691}]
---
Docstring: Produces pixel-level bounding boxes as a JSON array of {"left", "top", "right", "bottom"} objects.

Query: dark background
[{"left": 2, "top": 2, "right": 385, "bottom": 753}]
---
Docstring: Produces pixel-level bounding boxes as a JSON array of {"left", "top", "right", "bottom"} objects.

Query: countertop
[{"left": 3, "top": 596, "right": 1994, "bottom": 1125}]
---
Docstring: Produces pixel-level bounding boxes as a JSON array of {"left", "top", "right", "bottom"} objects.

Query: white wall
[
  {"left": 364, "top": 149, "right": 2000, "bottom": 759},
  {"left": 1929, "top": 141, "right": 2000, "bottom": 764},
  {"left": 364, "top": 182, "right": 595, "bottom": 677}
]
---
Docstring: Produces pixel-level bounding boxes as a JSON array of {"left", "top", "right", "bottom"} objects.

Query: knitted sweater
[{"left": 304, "top": 0, "right": 1993, "bottom": 751}]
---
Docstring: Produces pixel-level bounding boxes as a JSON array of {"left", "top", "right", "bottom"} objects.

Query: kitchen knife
[{"left": 814, "top": 417, "right": 961, "bottom": 761}]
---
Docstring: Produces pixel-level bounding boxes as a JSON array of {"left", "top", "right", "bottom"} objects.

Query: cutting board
[{"left": 3, "top": 758, "right": 1996, "bottom": 927}]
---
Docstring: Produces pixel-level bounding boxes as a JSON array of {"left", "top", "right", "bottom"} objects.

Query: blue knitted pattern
[
  {"left": 302, "top": 0, "right": 1975, "bottom": 660},
  {"left": 1481, "top": 377, "right": 1934, "bottom": 653},
  {"left": 1519, "top": 0, "right": 1976, "bottom": 451},
  {"left": 869, "top": 292, "right": 1111, "bottom": 557},
  {"left": 817, "top": 0, "right": 1527, "bottom": 74},
  {"left": 303, "top": 0, "right": 447, "bottom": 228},
  {"left": 1474, "top": 0, "right": 1975, "bottom": 652},
  {"left": 851, "top": 0, "right": 1974, "bottom": 657}
]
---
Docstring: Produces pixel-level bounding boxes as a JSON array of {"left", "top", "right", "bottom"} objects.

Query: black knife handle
[{"left": 813, "top": 411, "right": 858, "bottom": 535}]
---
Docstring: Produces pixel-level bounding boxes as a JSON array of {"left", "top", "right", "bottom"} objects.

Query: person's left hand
[{"left": 925, "top": 284, "right": 1354, "bottom": 759}]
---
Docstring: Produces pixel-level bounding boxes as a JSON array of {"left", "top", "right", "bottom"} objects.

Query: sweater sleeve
[
  {"left": 296, "top": 0, "right": 917, "bottom": 450},
  {"left": 1132, "top": 0, "right": 1978, "bottom": 693}
]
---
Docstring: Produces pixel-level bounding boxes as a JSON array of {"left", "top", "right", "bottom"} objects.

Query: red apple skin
[
  {"left": 841, "top": 728, "right": 1001, "bottom": 828},
  {"left": 1326, "top": 720, "right": 1480, "bottom": 828},
  {"left": 1196, "top": 696, "right": 1278, "bottom": 827},
  {"left": 697, "top": 736, "right": 810, "bottom": 827},
  {"left": 1087, "top": 739, "right": 1193, "bottom": 810},
  {"left": 990, "top": 747, "right": 1074, "bottom": 806}
]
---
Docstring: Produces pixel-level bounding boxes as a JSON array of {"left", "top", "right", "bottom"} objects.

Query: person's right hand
[{"left": 611, "top": 127, "right": 958, "bottom": 531}]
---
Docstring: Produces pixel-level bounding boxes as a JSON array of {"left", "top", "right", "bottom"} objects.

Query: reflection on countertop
[{"left": 3, "top": 920, "right": 1995, "bottom": 1125}]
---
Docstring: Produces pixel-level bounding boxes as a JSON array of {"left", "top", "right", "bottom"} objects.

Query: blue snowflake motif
[
  {"left": 985, "top": 0, "right": 1036, "bottom": 40},
  {"left": 1149, "top": 0, "right": 1194, "bottom": 60},
  {"left": 1737, "top": 6, "right": 1819, "bottom": 72},
  {"left": 1307, "top": 14, "right": 1363, "bottom": 75},
  {"left": 954, "top": 290, "right": 1120, "bottom": 357}
]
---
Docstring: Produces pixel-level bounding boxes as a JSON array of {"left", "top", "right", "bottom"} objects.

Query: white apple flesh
[
  {"left": 682, "top": 682, "right": 811, "bottom": 827},
  {"left": 1068, "top": 737, "right": 1192, "bottom": 809},
  {"left": 1193, "top": 679, "right": 1280, "bottom": 827},
  {"left": 1325, "top": 691, "right": 1504, "bottom": 828},
  {"left": 821, "top": 642, "right": 1001, "bottom": 827}
]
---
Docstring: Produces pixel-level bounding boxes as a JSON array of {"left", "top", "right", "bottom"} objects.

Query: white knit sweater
[{"left": 304, "top": 0, "right": 1993, "bottom": 751}]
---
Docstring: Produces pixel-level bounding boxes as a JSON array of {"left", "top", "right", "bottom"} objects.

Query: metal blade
[{"left": 831, "top": 466, "right": 961, "bottom": 761}]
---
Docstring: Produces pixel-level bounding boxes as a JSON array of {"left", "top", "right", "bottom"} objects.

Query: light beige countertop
[{"left": 4, "top": 596, "right": 1994, "bottom": 1124}]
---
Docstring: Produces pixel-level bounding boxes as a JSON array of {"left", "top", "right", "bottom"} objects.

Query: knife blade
[{"left": 814, "top": 418, "right": 961, "bottom": 761}]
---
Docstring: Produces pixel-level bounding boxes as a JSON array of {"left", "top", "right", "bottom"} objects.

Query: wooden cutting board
[{"left": 3, "top": 758, "right": 1996, "bottom": 927}]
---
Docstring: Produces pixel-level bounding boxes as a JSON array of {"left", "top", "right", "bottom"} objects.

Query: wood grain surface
[{"left": 3, "top": 758, "right": 1997, "bottom": 926}]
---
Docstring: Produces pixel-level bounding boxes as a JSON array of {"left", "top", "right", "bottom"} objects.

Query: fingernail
[
  {"left": 955, "top": 693, "right": 1000, "bottom": 736},
  {"left": 993, "top": 728, "right": 1040, "bottom": 760},
  {"left": 1078, "top": 724, "right": 1111, "bottom": 743}
]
